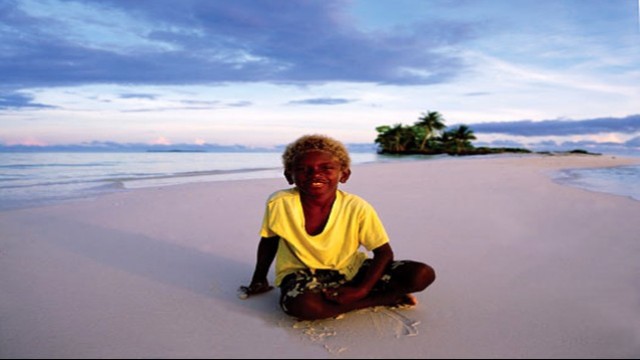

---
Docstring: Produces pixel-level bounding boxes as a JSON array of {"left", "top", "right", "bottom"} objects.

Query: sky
[{"left": 1, "top": 0, "right": 639, "bottom": 152}]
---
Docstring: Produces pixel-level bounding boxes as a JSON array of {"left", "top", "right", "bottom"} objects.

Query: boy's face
[{"left": 288, "top": 150, "right": 350, "bottom": 197}]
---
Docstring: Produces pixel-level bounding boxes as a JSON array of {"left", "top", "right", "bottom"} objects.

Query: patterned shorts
[{"left": 279, "top": 259, "right": 408, "bottom": 308}]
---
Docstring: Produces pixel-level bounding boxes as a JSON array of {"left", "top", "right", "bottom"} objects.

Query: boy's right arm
[{"left": 239, "top": 236, "right": 279, "bottom": 298}]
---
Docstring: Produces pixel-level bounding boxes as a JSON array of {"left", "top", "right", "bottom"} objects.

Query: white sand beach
[{"left": 1, "top": 154, "right": 639, "bottom": 358}]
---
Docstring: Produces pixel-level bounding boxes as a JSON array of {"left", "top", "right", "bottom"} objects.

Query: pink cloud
[
  {"left": 151, "top": 136, "right": 171, "bottom": 145},
  {"left": 7, "top": 137, "right": 48, "bottom": 146}
]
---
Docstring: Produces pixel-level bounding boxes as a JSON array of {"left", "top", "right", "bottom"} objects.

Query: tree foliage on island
[
  {"left": 374, "top": 111, "right": 602, "bottom": 156},
  {"left": 375, "top": 111, "right": 481, "bottom": 155}
]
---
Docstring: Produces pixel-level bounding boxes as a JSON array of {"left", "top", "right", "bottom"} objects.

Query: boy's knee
[
  {"left": 281, "top": 293, "right": 327, "bottom": 321},
  {"left": 414, "top": 263, "right": 436, "bottom": 291}
]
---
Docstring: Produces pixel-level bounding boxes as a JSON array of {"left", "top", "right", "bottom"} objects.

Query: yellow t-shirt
[{"left": 260, "top": 188, "right": 390, "bottom": 286}]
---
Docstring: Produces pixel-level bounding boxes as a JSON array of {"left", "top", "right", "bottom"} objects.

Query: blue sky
[{"left": 1, "top": 0, "right": 639, "bottom": 151}]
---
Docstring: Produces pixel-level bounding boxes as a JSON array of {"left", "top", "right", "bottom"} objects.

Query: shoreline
[
  {"left": 2, "top": 152, "right": 639, "bottom": 213},
  {"left": 2, "top": 154, "right": 640, "bottom": 357}
]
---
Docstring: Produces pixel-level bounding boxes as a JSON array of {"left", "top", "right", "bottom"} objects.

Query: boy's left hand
[
  {"left": 238, "top": 282, "right": 273, "bottom": 299},
  {"left": 322, "top": 286, "right": 367, "bottom": 304}
]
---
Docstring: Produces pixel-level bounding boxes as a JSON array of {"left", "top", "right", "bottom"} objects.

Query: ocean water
[
  {"left": 0, "top": 151, "right": 380, "bottom": 211},
  {"left": 554, "top": 163, "right": 640, "bottom": 202},
  {"left": 2, "top": 151, "right": 639, "bottom": 211}
]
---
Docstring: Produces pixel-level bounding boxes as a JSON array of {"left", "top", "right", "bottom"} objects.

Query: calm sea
[
  {"left": 554, "top": 163, "right": 640, "bottom": 202},
  {"left": 0, "top": 151, "right": 382, "bottom": 211},
  {"left": 1, "top": 151, "right": 639, "bottom": 211}
]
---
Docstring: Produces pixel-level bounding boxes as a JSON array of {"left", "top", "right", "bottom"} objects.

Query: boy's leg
[
  {"left": 279, "top": 270, "right": 348, "bottom": 320},
  {"left": 279, "top": 261, "right": 435, "bottom": 321},
  {"left": 372, "top": 260, "right": 436, "bottom": 296}
]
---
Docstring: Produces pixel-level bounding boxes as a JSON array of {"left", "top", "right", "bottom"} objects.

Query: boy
[{"left": 239, "top": 134, "right": 435, "bottom": 320}]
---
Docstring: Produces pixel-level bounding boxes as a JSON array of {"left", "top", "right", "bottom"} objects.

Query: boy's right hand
[{"left": 237, "top": 282, "right": 273, "bottom": 299}]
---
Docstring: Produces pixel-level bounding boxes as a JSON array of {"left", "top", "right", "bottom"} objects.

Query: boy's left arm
[{"left": 239, "top": 236, "right": 279, "bottom": 299}]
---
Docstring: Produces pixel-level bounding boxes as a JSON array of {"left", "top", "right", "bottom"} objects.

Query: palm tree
[
  {"left": 415, "top": 111, "right": 446, "bottom": 152},
  {"left": 375, "top": 124, "right": 416, "bottom": 153},
  {"left": 375, "top": 125, "right": 392, "bottom": 153},
  {"left": 446, "top": 125, "right": 477, "bottom": 155}
]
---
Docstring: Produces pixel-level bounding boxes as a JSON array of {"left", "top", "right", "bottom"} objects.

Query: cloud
[
  {"left": 625, "top": 136, "right": 640, "bottom": 147},
  {"left": 0, "top": 91, "right": 55, "bottom": 109},
  {"left": 486, "top": 139, "right": 525, "bottom": 148},
  {"left": 475, "top": 136, "right": 640, "bottom": 154},
  {"left": 119, "top": 93, "right": 157, "bottom": 99},
  {"left": 4, "top": 137, "right": 48, "bottom": 147},
  {"left": 287, "top": 98, "right": 355, "bottom": 106},
  {"left": 464, "top": 92, "right": 492, "bottom": 97},
  {"left": 116, "top": 98, "right": 251, "bottom": 112},
  {"left": 467, "top": 115, "right": 640, "bottom": 137},
  {"left": 226, "top": 101, "right": 252, "bottom": 107},
  {"left": 151, "top": 136, "right": 171, "bottom": 145},
  {"left": 0, "top": 0, "right": 474, "bottom": 88}
]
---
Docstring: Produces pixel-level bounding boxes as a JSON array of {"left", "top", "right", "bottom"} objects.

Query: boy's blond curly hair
[{"left": 282, "top": 134, "right": 351, "bottom": 174}]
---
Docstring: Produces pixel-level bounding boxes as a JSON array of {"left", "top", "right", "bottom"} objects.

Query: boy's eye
[{"left": 293, "top": 164, "right": 338, "bottom": 173}]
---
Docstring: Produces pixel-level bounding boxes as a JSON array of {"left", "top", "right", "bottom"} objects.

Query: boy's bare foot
[{"left": 394, "top": 294, "right": 418, "bottom": 309}]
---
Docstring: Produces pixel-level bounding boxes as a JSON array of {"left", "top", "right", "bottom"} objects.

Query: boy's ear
[
  {"left": 339, "top": 168, "right": 351, "bottom": 183},
  {"left": 284, "top": 171, "right": 295, "bottom": 185}
]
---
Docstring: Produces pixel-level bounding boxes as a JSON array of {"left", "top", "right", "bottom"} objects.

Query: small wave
[
  {"left": 120, "top": 167, "right": 283, "bottom": 189},
  {"left": 89, "top": 181, "right": 127, "bottom": 191},
  {"left": 0, "top": 175, "right": 28, "bottom": 181},
  {"left": 110, "top": 166, "right": 280, "bottom": 184},
  {"left": 0, "top": 162, "right": 118, "bottom": 169},
  {"left": 0, "top": 177, "right": 109, "bottom": 190},
  {"left": 554, "top": 164, "right": 640, "bottom": 202}
]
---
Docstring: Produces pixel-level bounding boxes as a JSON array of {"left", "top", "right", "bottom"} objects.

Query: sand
[{"left": 1, "top": 154, "right": 639, "bottom": 358}]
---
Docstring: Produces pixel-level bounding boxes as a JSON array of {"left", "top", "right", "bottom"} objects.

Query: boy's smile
[{"left": 292, "top": 151, "right": 350, "bottom": 199}]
